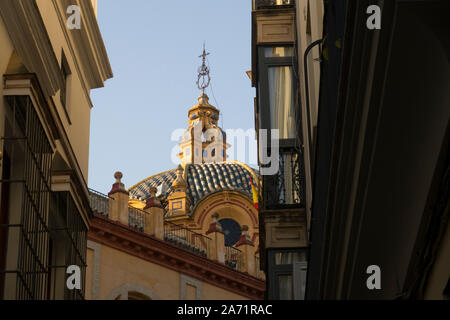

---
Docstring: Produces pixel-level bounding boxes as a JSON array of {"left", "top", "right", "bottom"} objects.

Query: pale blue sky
[{"left": 88, "top": 0, "right": 256, "bottom": 193}]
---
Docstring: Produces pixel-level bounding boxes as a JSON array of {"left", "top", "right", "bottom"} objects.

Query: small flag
[{"left": 250, "top": 177, "right": 259, "bottom": 210}]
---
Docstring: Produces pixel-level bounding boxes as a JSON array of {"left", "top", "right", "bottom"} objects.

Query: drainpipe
[{"left": 303, "top": 39, "right": 323, "bottom": 171}]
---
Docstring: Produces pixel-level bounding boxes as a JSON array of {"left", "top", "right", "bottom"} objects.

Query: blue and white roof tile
[{"left": 128, "top": 162, "right": 257, "bottom": 214}]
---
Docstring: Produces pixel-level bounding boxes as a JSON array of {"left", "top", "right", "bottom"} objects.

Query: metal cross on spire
[{"left": 196, "top": 43, "right": 211, "bottom": 94}]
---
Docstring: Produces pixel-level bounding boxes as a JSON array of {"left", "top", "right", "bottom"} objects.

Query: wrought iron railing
[
  {"left": 225, "top": 246, "right": 243, "bottom": 271},
  {"left": 49, "top": 191, "right": 87, "bottom": 300},
  {"left": 164, "top": 221, "right": 210, "bottom": 257},
  {"left": 263, "top": 147, "right": 305, "bottom": 208},
  {"left": 254, "top": 0, "right": 295, "bottom": 10},
  {"left": 0, "top": 96, "right": 53, "bottom": 300},
  {"left": 88, "top": 189, "right": 110, "bottom": 217},
  {"left": 128, "top": 206, "right": 146, "bottom": 232}
]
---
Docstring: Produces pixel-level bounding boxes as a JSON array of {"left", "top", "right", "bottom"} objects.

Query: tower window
[
  {"left": 219, "top": 218, "right": 242, "bottom": 247},
  {"left": 211, "top": 148, "right": 215, "bottom": 157}
]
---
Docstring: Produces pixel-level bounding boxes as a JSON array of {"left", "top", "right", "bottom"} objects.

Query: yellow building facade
[
  {"left": 0, "top": 0, "right": 112, "bottom": 299},
  {"left": 86, "top": 91, "right": 266, "bottom": 300}
]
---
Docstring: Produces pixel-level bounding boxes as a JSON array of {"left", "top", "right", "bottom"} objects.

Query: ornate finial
[
  {"left": 172, "top": 165, "right": 187, "bottom": 189},
  {"left": 196, "top": 43, "right": 210, "bottom": 94},
  {"left": 114, "top": 171, "right": 123, "bottom": 183},
  {"left": 109, "top": 171, "right": 128, "bottom": 196}
]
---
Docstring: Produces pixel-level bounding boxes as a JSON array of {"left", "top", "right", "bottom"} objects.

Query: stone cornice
[
  {"left": 88, "top": 214, "right": 266, "bottom": 300},
  {"left": 53, "top": 0, "right": 113, "bottom": 92},
  {"left": 0, "top": 0, "right": 64, "bottom": 97},
  {"left": 52, "top": 170, "right": 93, "bottom": 228}
]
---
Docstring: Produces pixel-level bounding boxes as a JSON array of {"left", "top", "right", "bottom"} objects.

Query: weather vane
[{"left": 196, "top": 43, "right": 211, "bottom": 94}]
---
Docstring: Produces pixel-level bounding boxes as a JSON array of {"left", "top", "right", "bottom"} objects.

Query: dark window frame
[
  {"left": 257, "top": 45, "right": 300, "bottom": 147},
  {"left": 267, "top": 248, "right": 307, "bottom": 300},
  {"left": 257, "top": 45, "right": 306, "bottom": 209}
]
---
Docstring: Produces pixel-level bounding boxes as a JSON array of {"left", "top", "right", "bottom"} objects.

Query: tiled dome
[{"left": 128, "top": 161, "right": 258, "bottom": 213}]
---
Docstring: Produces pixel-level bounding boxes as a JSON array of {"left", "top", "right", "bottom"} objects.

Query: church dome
[{"left": 128, "top": 161, "right": 258, "bottom": 213}]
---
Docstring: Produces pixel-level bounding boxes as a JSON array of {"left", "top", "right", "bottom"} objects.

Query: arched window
[
  {"left": 219, "top": 218, "right": 242, "bottom": 246},
  {"left": 107, "top": 284, "right": 160, "bottom": 300},
  {"left": 128, "top": 291, "right": 151, "bottom": 300}
]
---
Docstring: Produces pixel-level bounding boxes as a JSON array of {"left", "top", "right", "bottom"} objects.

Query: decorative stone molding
[
  {"left": 206, "top": 213, "right": 225, "bottom": 263},
  {"left": 87, "top": 240, "right": 101, "bottom": 299},
  {"left": 236, "top": 225, "right": 255, "bottom": 247},
  {"left": 107, "top": 283, "right": 160, "bottom": 300},
  {"left": 255, "top": 10, "right": 296, "bottom": 44},
  {"left": 180, "top": 274, "right": 203, "bottom": 300},
  {"left": 0, "top": 0, "right": 63, "bottom": 96},
  {"left": 206, "top": 212, "right": 223, "bottom": 234},
  {"left": 108, "top": 172, "right": 128, "bottom": 196},
  {"left": 262, "top": 208, "right": 307, "bottom": 248},
  {"left": 108, "top": 172, "right": 129, "bottom": 225},
  {"left": 88, "top": 214, "right": 265, "bottom": 299},
  {"left": 144, "top": 187, "right": 162, "bottom": 209},
  {"left": 52, "top": 0, "right": 113, "bottom": 90}
]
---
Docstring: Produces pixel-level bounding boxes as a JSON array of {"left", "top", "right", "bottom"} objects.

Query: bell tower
[{"left": 178, "top": 45, "right": 229, "bottom": 165}]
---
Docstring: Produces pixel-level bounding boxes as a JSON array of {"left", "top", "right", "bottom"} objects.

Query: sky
[{"left": 88, "top": 0, "right": 256, "bottom": 194}]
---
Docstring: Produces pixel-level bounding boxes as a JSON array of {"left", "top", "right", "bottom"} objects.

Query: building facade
[
  {"left": 251, "top": 0, "right": 449, "bottom": 300},
  {"left": 249, "top": 0, "right": 323, "bottom": 299},
  {"left": 306, "top": 0, "right": 450, "bottom": 300},
  {"left": 86, "top": 89, "right": 266, "bottom": 300},
  {"left": 0, "top": 0, "right": 112, "bottom": 299}
]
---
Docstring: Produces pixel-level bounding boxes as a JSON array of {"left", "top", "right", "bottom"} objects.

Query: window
[
  {"left": 60, "top": 51, "right": 71, "bottom": 122},
  {"left": 278, "top": 274, "right": 293, "bottom": 300},
  {"left": 257, "top": 45, "right": 299, "bottom": 143},
  {"left": 268, "top": 249, "right": 307, "bottom": 300},
  {"left": 128, "top": 291, "right": 151, "bottom": 300},
  {"left": 268, "top": 66, "right": 296, "bottom": 139},
  {"left": 255, "top": 0, "right": 295, "bottom": 10},
  {"left": 258, "top": 46, "right": 305, "bottom": 209},
  {"left": 274, "top": 250, "right": 306, "bottom": 265},
  {"left": 48, "top": 191, "right": 87, "bottom": 300},
  {"left": 219, "top": 218, "right": 242, "bottom": 246},
  {"left": 1, "top": 95, "right": 53, "bottom": 299},
  {"left": 264, "top": 46, "right": 294, "bottom": 57}
]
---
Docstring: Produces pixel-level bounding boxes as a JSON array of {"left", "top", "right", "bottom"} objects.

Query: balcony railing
[
  {"left": 254, "top": 0, "right": 295, "bottom": 10},
  {"left": 88, "top": 190, "right": 264, "bottom": 276},
  {"left": 89, "top": 189, "right": 110, "bottom": 217},
  {"left": 164, "top": 221, "right": 211, "bottom": 257},
  {"left": 263, "top": 147, "right": 305, "bottom": 208},
  {"left": 128, "top": 206, "right": 146, "bottom": 232},
  {"left": 225, "top": 246, "right": 243, "bottom": 271}
]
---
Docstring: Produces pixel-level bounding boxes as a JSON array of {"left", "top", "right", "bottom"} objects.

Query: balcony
[
  {"left": 225, "top": 246, "right": 243, "bottom": 270},
  {"left": 89, "top": 188, "right": 110, "bottom": 216},
  {"left": 262, "top": 147, "right": 305, "bottom": 209},
  {"left": 88, "top": 189, "right": 263, "bottom": 278},
  {"left": 253, "top": 0, "right": 295, "bottom": 10},
  {"left": 164, "top": 220, "right": 210, "bottom": 257}
]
